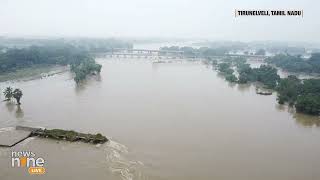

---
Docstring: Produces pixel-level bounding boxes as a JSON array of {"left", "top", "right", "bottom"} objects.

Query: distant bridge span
[
  {"left": 112, "top": 48, "right": 184, "bottom": 54},
  {"left": 93, "top": 48, "right": 268, "bottom": 61}
]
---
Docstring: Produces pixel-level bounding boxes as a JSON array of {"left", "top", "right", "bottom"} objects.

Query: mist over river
[{"left": 1, "top": 51, "right": 320, "bottom": 180}]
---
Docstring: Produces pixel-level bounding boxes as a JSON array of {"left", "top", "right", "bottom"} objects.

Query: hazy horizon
[{"left": 0, "top": 0, "right": 319, "bottom": 42}]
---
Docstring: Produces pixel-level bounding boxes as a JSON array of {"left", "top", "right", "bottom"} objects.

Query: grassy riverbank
[{"left": 0, "top": 64, "right": 69, "bottom": 82}]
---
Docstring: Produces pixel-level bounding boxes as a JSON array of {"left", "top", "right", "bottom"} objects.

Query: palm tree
[
  {"left": 3, "top": 87, "right": 13, "bottom": 101},
  {"left": 13, "top": 89, "right": 23, "bottom": 105}
]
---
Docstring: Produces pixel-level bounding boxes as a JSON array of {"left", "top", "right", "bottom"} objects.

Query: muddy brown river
[{"left": 1, "top": 57, "right": 320, "bottom": 180}]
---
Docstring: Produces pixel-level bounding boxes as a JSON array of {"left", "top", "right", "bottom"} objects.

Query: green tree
[
  {"left": 71, "top": 57, "right": 102, "bottom": 84},
  {"left": 12, "top": 89, "right": 23, "bottom": 105},
  {"left": 266, "top": 53, "right": 320, "bottom": 73},
  {"left": 3, "top": 87, "right": 13, "bottom": 101},
  {"left": 252, "top": 65, "right": 280, "bottom": 89},
  {"left": 225, "top": 74, "right": 238, "bottom": 82},
  {"left": 237, "top": 65, "right": 280, "bottom": 88},
  {"left": 296, "top": 94, "right": 320, "bottom": 115},
  {"left": 218, "top": 63, "right": 233, "bottom": 74},
  {"left": 276, "top": 75, "right": 301, "bottom": 105}
]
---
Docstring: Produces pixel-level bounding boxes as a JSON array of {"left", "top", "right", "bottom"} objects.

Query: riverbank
[{"left": 0, "top": 64, "right": 69, "bottom": 82}]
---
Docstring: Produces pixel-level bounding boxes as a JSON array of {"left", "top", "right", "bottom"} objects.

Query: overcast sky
[{"left": 0, "top": 0, "right": 319, "bottom": 42}]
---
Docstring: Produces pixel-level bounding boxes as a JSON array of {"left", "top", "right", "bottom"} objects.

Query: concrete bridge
[
  {"left": 112, "top": 48, "right": 184, "bottom": 54},
  {"left": 94, "top": 48, "right": 268, "bottom": 61},
  {"left": 93, "top": 48, "right": 184, "bottom": 59}
]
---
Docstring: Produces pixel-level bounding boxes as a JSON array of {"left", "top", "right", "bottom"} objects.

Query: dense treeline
[
  {"left": 193, "top": 41, "right": 314, "bottom": 56},
  {"left": 277, "top": 76, "right": 320, "bottom": 115},
  {"left": 0, "top": 38, "right": 133, "bottom": 82},
  {"left": 160, "top": 46, "right": 228, "bottom": 57},
  {"left": 0, "top": 45, "right": 83, "bottom": 72},
  {"left": 238, "top": 64, "right": 280, "bottom": 89},
  {"left": 0, "top": 45, "right": 101, "bottom": 83},
  {"left": 214, "top": 57, "right": 280, "bottom": 88},
  {"left": 0, "top": 37, "right": 132, "bottom": 52},
  {"left": 217, "top": 62, "right": 238, "bottom": 82},
  {"left": 210, "top": 57, "right": 320, "bottom": 115},
  {"left": 266, "top": 53, "right": 320, "bottom": 73}
]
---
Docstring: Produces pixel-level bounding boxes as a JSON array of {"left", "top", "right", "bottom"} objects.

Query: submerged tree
[
  {"left": 296, "top": 94, "right": 320, "bottom": 115},
  {"left": 12, "top": 89, "right": 23, "bottom": 105},
  {"left": 3, "top": 87, "right": 13, "bottom": 101},
  {"left": 276, "top": 75, "right": 301, "bottom": 105},
  {"left": 71, "top": 57, "right": 102, "bottom": 84},
  {"left": 225, "top": 74, "right": 238, "bottom": 82}
]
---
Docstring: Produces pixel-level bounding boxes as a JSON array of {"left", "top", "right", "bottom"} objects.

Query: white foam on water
[
  {"left": 105, "top": 139, "right": 147, "bottom": 180},
  {"left": 107, "top": 140, "right": 129, "bottom": 153},
  {"left": 16, "top": 137, "right": 35, "bottom": 147},
  {"left": 0, "top": 126, "right": 15, "bottom": 133}
]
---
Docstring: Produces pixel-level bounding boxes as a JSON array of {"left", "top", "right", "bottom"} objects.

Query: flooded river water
[{"left": 1, "top": 56, "right": 320, "bottom": 180}]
